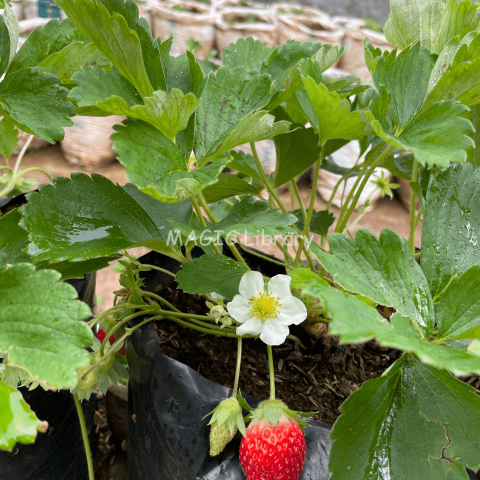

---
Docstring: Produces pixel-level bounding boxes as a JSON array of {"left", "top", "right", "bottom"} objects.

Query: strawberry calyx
[{"left": 206, "top": 397, "right": 246, "bottom": 456}]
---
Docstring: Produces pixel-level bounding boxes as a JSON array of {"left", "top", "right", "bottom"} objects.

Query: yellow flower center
[{"left": 249, "top": 291, "right": 282, "bottom": 322}]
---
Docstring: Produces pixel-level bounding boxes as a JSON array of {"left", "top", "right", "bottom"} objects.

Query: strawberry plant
[{"left": 2, "top": 0, "right": 480, "bottom": 478}]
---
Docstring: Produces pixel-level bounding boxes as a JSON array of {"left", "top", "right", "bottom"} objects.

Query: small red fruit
[
  {"left": 239, "top": 400, "right": 306, "bottom": 480},
  {"left": 96, "top": 329, "right": 126, "bottom": 356}
]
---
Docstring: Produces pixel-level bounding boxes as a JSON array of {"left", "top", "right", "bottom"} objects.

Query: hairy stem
[
  {"left": 290, "top": 179, "right": 307, "bottom": 221},
  {"left": 141, "top": 291, "right": 181, "bottom": 313},
  {"left": 191, "top": 195, "right": 222, "bottom": 255},
  {"left": 408, "top": 159, "right": 419, "bottom": 255},
  {"left": 267, "top": 345, "right": 275, "bottom": 400},
  {"left": 232, "top": 337, "right": 242, "bottom": 397},
  {"left": 73, "top": 394, "right": 95, "bottom": 480},
  {"left": 141, "top": 264, "right": 176, "bottom": 278}
]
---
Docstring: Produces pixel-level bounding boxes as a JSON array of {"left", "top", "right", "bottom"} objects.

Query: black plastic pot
[{"left": 127, "top": 248, "right": 331, "bottom": 480}]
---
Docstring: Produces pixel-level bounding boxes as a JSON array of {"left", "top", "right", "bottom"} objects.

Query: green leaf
[
  {"left": 170, "top": 195, "right": 297, "bottom": 241},
  {"left": 0, "top": 209, "right": 29, "bottom": 264},
  {"left": 20, "top": 173, "right": 191, "bottom": 263},
  {"left": 0, "top": 3, "right": 18, "bottom": 77},
  {"left": 371, "top": 43, "right": 436, "bottom": 128},
  {"left": 329, "top": 353, "right": 480, "bottom": 479},
  {"left": 436, "top": 265, "right": 480, "bottom": 341},
  {"left": 314, "top": 44, "right": 345, "bottom": 73},
  {"left": 366, "top": 100, "right": 473, "bottom": 168},
  {"left": 56, "top": 0, "right": 153, "bottom": 98},
  {"left": 176, "top": 254, "right": 248, "bottom": 301},
  {"left": 70, "top": 66, "right": 142, "bottom": 109},
  {"left": 222, "top": 37, "right": 273, "bottom": 72},
  {"left": 202, "top": 173, "right": 262, "bottom": 203},
  {"left": 273, "top": 123, "right": 320, "bottom": 187},
  {"left": 166, "top": 51, "right": 205, "bottom": 97},
  {"left": 314, "top": 229, "right": 435, "bottom": 337},
  {"left": 193, "top": 67, "right": 271, "bottom": 162},
  {"left": 0, "top": 68, "right": 75, "bottom": 143},
  {"left": 112, "top": 119, "right": 228, "bottom": 202},
  {"left": 8, "top": 18, "right": 83, "bottom": 75},
  {"left": 422, "top": 162, "right": 480, "bottom": 299},
  {"left": 433, "top": 0, "right": 480, "bottom": 54},
  {"left": 321, "top": 156, "right": 360, "bottom": 178},
  {"left": 384, "top": 0, "right": 447, "bottom": 51},
  {"left": 295, "top": 210, "right": 334, "bottom": 236},
  {"left": 0, "top": 380, "right": 47, "bottom": 451},
  {"left": 288, "top": 267, "right": 328, "bottom": 290},
  {"left": 0, "top": 115, "right": 18, "bottom": 160},
  {"left": 0, "top": 263, "right": 93, "bottom": 389},
  {"left": 228, "top": 150, "right": 263, "bottom": 182},
  {"left": 38, "top": 42, "right": 109, "bottom": 86},
  {"left": 301, "top": 76, "right": 366, "bottom": 145}
]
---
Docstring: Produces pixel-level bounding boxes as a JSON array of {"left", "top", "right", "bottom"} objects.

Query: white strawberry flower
[{"left": 227, "top": 271, "right": 307, "bottom": 346}]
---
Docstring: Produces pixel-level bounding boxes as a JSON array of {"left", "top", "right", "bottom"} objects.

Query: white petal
[
  {"left": 260, "top": 318, "right": 289, "bottom": 346},
  {"left": 267, "top": 274, "right": 292, "bottom": 299},
  {"left": 239, "top": 271, "right": 264, "bottom": 299},
  {"left": 276, "top": 296, "right": 308, "bottom": 326},
  {"left": 227, "top": 295, "right": 252, "bottom": 323},
  {"left": 236, "top": 317, "right": 263, "bottom": 336}
]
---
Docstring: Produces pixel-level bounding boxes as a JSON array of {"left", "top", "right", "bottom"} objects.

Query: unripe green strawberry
[
  {"left": 75, "top": 365, "right": 99, "bottom": 391},
  {"left": 91, "top": 351, "right": 115, "bottom": 373},
  {"left": 207, "top": 397, "right": 245, "bottom": 456}
]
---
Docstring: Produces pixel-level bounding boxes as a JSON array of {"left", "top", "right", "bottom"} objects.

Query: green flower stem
[
  {"left": 73, "top": 393, "right": 95, "bottom": 480},
  {"left": 190, "top": 195, "right": 223, "bottom": 255},
  {"left": 325, "top": 163, "right": 363, "bottom": 212},
  {"left": 232, "top": 337, "right": 242, "bottom": 398},
  {"left": 289, "top": 182, "right": 296, "bottom": 210},
  {"left": 237, "top": 241, "right": 290, "bottom": 268},
  {"left": 290, "top": 179, "right": 307, "bottom": 222},
  {"left": 165, "top": 315, "right": 246, "bottom": 338},
  {"left": 141, "top": 264, "right": 176, "bottom": 278},
  {"left": 87, "top": 303, "right": 149, "bottom": 328},
  {"left": 408, "top": 158, "right": 419, "bottom": 255},
  {"left": 267, "top": 345, "right": 275, "bottom": 400},
  {"left": 274, "top": 239, "right": 295, "bottom": 264},
  {"left": 336, "top": 144, "right": 396, "bottom": 233},
  {"left": 141, "top": 290, "right": 181, "bottom": 313},
  {"left": 473, "top": 104, "right": 480, "bottom": 169},
  {"left": 197, "top": 192, "right": 250, "bottom": 270},
  {"left": 293, "top": 156, "right": 323, "bottom": 267}
]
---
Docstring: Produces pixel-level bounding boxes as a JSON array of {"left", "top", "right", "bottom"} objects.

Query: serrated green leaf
[
  {"left": 384, "top": 0, "right": 447, "bottom": 51},
  {"left": 0, "top": 115, "right": 18, "bottom": 160},
  {"left": 314, "top": 44, "right": 345, "bottom": 73},
  {"left": 329, "top": 353, "right": 480, "bottom": 480},
  {"left": 433, "top": 0, "right": 480, "bottom": 54},
  {"left": 170, "top": 195, "right": 297, "bottom": 241},
  {"left": 228, "top": 150, "right": 263, "bottom": 182},
  {"left": 56, "top": 0, "right": 153, "bottom": 98},
  {"left": 273, "top": 123, "right": 320, "bottom": 187},
  {"left": 176, "top": 254, "right": 248, "bottom": 300},
  {"left": 314, "top": 229, "right": 434, "bottom": 337},
  {"left": 0, "top": 68, "right": 75, "bottom": 143},
  {"left": 371, "top": 43, "right": 436, "bottom": 128},
  {"left": 202, "top": 173, "right": 262, "bottom": 203},
  {"left": 166, "top": 51, "right": 205, "bottom": 97},
  {"left": 301, "top": 76, "right": 366, "bottom": 145},
  {"left": 222, "top": 37, "right": 273, "bottom": 72},
  {"left": 295, "top": 209, "right": 334, "bottom": 236},
  {"left": 8, "top": 18, "right": 82, "bottom": 75},
  {"left": 0, "top": 380, "right": 47, "bottom": 451},
  {"left": 320, "top": 156, "right": 361, "bottom": 178},
  {"left": 0, "top": 263, "right": 93, "bottom": 389},
  {"left": 0, "top": 3, "right": 18, "bottom": 77},
  {"left": 0, "top": 209, "right": 29, "bottom": 264},
  {"left": 422, "top": 162, "right": 480, "bottom": 299},
  {"left": 193, "top": 67, "right": 271, "bottom": 162},
  {"left": 288, "top": 267, "right": 328, "bottom": 290},
  {"left": 38, "top": 42, "right": 109, "bottom": 86},
  {"left": 20, "top": 173, "right": 191, "bottom": 263},
  {"left": 366, "top": 100, "right": 473, "bottom": 168}
]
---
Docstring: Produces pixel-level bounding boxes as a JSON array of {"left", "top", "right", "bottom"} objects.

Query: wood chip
[
  {"left": 252, "top": 377, "right": 265, "bottom": 387},
  {"left": 278, "top": 358, "right": 284, "bottom": 372},
  {"left": 307, "top": 371, "right": 319, "bottom": 388},
  {"left": 171, "top": 339, "right": 179, "bottom": 348},
  {"left": 131, "top": 414, "right": 137, "bottom": 423},
  {"left": 267, "top": 375, "right": 283, "bottom": 383},
  {"left": 291, "top": 363, "right": 308, "bottom": 377},
  {"left": 308, "top": 396, "right": 320, "bottom": 409},
  {"left": 306, "top": 386, "right": 313, "bottom": 395},
  {"left": 159, "top": 331, "right": 177, "bottom": 344}
]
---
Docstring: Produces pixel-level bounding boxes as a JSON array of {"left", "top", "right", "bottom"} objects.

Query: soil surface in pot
[{"left": 153, "top": 287, "right": 401, "bottom": 425}]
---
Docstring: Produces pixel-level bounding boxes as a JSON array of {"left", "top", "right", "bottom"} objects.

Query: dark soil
[{"left": 153, "top": 287, "right": 401, "bottom": 425}]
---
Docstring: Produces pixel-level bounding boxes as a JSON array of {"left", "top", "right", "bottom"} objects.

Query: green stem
[
  {"left": 289, "top": 182, "right": 296, "bottom": 210},
  {"left": 473, "top": 104, "right": 480, "bottom": 169},
  {"left": 408, "top": 159, "right": 419, "bottom": 255},
  {"left": 87, "top": 303, "right": 150, "bottom": 328},
  {"left": 165, "top": 315, "right": 244, "bottom": 338},
  {"left": 141, "top": 264, "right": 176, "bottom": 278},
  {"left": 274, "top": 239, "right": 294, "bottom": 264},
  {"left": 73, "top": 394, "right": 95, "bottom": 480},
  {"left": 290, "top": 179, "right": 307, "bottom": 221},
  {"left": 325, "top": 163, "right": 362, "bottom": 212},
  {"left": 141, "top": 290, "right": 181, "bottom": 313},
  {"left": 267, "top": 345, "right": 275, "bottom": 400},
  {"left": 232, "top": 337, "right": 242, "bottom": 397},
  {"left": 336, "top": 144, "right": 395, "bottom": 233},
  {"left": 190, "top": 195, "right": 222, "bottom": 255},
  {"left": 237, "top": 241, "right": 290, "bottom": 268}
]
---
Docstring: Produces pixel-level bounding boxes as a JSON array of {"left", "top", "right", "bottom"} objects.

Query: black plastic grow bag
[{"left": 127, "top": 247, "right": 331, "bottom": 480}]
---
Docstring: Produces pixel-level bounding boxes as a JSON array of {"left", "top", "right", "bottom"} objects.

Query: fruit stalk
[
  {"left": 267, "top": 345, "right": 275, "bottom": 400},
  {"left": 73, "top": 393, "right": 95, "bottom": 480}
]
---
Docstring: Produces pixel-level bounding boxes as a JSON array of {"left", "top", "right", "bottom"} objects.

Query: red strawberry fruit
[
  {"left": 96, "top": 329, "right": 126, "bottom": 355},
  {"left": 239, "top": 399, "right": 308, "bottom": 480}
]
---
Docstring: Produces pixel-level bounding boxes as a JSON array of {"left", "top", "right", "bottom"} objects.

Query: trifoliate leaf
[
  {"left": 38, "top": 42, "right": 109, "bottom": 86},
  {"left": 0, "top": 263, "right": 93, "bottom": 389},
  {"left": 0, "top": 115, "right": 18, "bottom": 160},
  {"left": 314, "top": 229, "right": 434, "bottom": 337},
  {"left": 20, "top": 173, "right": 191, "bottom": 263},
  {"left": 384, "top": 0, "right": 447, "bottom": 51},
  {"left": 202, "top": 173, "right": 262, "bottom": 203},
  {"left": 366, "top": 100, "right": 473, "bottom": 168},
  {"left": 0, "top": 68, "right": 75, "bottom": 142},
  {"left": 422, "top": 162, "right": 480, "bottom": 299},
  {"left": 176, "top": 254, "right": 248, "bottom": 300},
  {"left": 0, "top": 380, "right": 48, "bottom": 452},
  {"left": 170, "top": 195, "right": 297, "bottom": 241},
  {"left": 56, "top": 0, "right": 153, "bottom": 97},
  {"left": 222, "top": 37, "right": 273, "bottom": 72},
  {"left": 0, "top": 3, "right": 18, "bottom": 77},
  {"left": 329, "top": 353, "right": 480, "bottom": 480},
  {"left": 193, "top": 67, "right": 271, "bottom": 162},
  {"left": 301, "top": 76, "right": 366, "bottom": 145}
]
